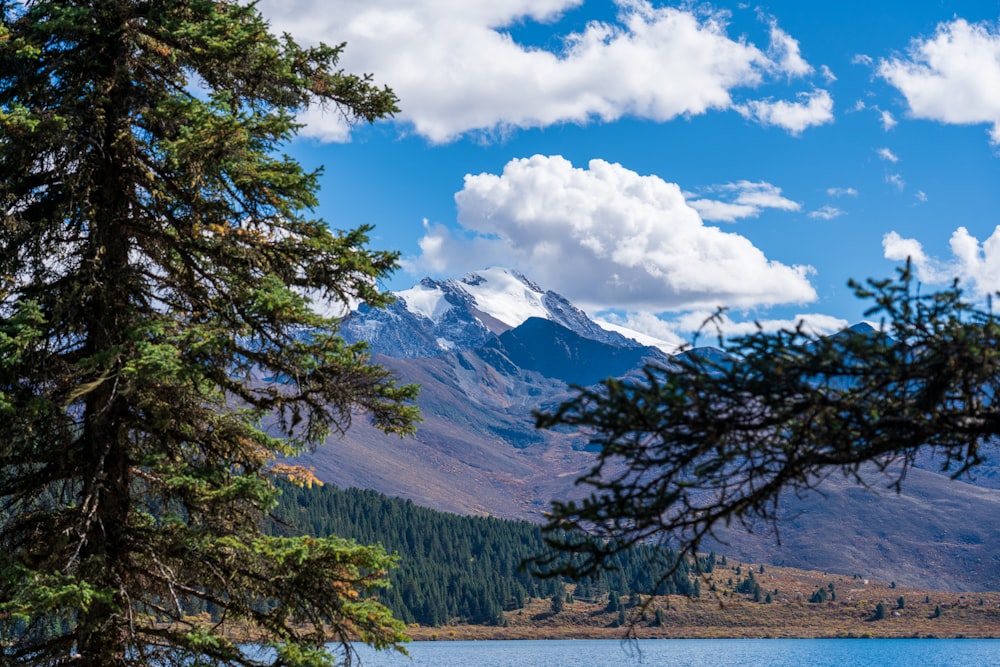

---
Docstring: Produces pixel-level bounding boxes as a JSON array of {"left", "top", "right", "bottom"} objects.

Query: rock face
[
  {"left": 339, "top": 267, "right": 652, "bottom": 358},
  {"left": 300, "top": 268, "right": 1000, "bottom": 592}
]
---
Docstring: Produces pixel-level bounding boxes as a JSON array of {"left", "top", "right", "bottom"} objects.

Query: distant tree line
[{"left": 272, "top": 484, "right": 713, "bottom": 626}]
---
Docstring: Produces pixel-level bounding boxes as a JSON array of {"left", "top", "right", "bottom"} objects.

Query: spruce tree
[
  {"left": 534, "top": 264, "right": 1000, "bottom": 587},
  {"left": 0, "top": 1, "right": 417, "bottom": 665}
]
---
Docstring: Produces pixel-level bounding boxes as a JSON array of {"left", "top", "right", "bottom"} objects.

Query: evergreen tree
[
  {"left": 0, "top": 2, "right": 416, "bottom": 666},
  {"left": 550, "top": 587, "right": 565, "bottom": 614},
  {"left": 534, "top": 265, "right": 1000, "bottom": 586},
  {"left": 808, "top": 588, "right": 827, "bottom": 604}
]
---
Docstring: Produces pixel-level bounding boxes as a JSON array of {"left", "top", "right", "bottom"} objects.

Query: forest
[{"left": 272, "top": 484, "right": 714, "bottom": 626}]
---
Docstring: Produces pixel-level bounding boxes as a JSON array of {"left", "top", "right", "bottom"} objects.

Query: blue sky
[{"left": 259, "top": 0, "right": 1000, "bottom": 347}]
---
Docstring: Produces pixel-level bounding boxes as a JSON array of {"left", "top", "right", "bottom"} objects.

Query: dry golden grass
[{"left": 405, "top": 560, "right": 1000, "bottom": 641}]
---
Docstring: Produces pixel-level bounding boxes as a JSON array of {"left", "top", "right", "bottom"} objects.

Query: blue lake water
[{"left": 349, "top": 638, "right": 1000, "bottom": 666}]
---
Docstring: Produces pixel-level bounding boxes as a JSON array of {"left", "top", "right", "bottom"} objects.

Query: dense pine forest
[{"left": 272, "top": 484, "right": 713, "bottom": 626}]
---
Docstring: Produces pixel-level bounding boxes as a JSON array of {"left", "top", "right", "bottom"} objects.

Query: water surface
[{"left": 350, "top": 638, "right": 1000, "bottom": 666}]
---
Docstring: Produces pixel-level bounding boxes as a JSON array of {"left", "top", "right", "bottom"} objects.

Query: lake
[{"left": 348, "top": 638, "right": 1000, "bottom": 666}]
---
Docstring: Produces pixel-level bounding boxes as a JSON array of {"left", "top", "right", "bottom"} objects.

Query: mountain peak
[{"left": 343, "top": 267, "right": 657, "bottom": 358}]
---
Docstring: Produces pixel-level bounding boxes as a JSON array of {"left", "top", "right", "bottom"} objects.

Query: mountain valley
[{"left": 295, "top": 268, "right": 1000, "bottom": 591}]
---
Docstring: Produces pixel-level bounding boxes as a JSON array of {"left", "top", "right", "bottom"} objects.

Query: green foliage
[
  {"left": 534, "top": 264, "right": 1000, "bottom": 587},
  {"left": 275, "top": 484, "right": 561, "bottom": 626},
  {"left": 808, "top": 588, "right": 828, "bottom": 604},
  {"left": 273, "top": 484, "right": 708, "bottom": 627},
  {"left": 0, "top": 1, "right": 414, "bottom": 665},
  {"left": 874, "top": 602, "right": 887, "bottom": 620},
  {"left": 550, "top": 587, "right": 565, "bottom": 615}
]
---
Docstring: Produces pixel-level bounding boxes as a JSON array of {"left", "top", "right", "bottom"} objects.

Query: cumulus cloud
[
  {"left": 882, "top": 227, "right": 1000, "bottom": 288},
  {"left": 258, "top": 0, "right": 832, "bottom": 142},
  {"left": 688, "top": 181, "right": 800, "bottom": 222},
  {"left": 735, "top": 89, "right": 834, "bottom": 134},
  {"left": 827, "top": 187, "right": 858, "bottom": 197},
  {"left": 947, "top": 226, "right": 1000, "bottom": 292},
  {"left": 879, "top": 18, "right": 1000, "bottom": 144},
  {"left": 410, "top": 155, "right": 817, "bottom": 312},
  {"left": 883, "top": 227, "right": 1000, "bottom": 295},
  {"left": 886, "top": 173, "right": 905, "bottom": 190},
  {"left": 809, "top": 206, "right": 844, "bottom": 220}
]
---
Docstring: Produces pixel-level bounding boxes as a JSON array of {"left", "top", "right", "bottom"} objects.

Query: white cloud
[
  {"left": 879, "top": 18, "right": 1000, "bottom": 144},
  {"left": 820, "top": 64, "right": 836, "bottom": 83},
  {"left": 852, "top": 54, "right": 874, "bottom": 67},
  {"left": 669, "top": 310, "right": 849, "bottom": 338},
  {"left": 596, "top": 308, "right": 848, "bottom": 352},
  {"left": 880, "top": 110, "right": 898, "bottom": 131},
  {"left": 916, "top": 190, "right": 928, "bottom": 203},
  {"left": 827, "top": 187, "right": 858, "bottom": 197},
  {"left": 595, "top": 311, "right": 686, "bottom": 353},
  {"left": 809, "top": 206, "right": 843, "bottom": 220},
  {"left": 767, "top": 24, "right": 812, "bottom": 77},
  {"left": 886, "top": 173, "right": 905, "bottom": 190},
  {"left": 882, "top": 230, "right": 947, "bottom": 283},
  {"left": 410, "top": 155, "right": 817, "bottom": 312},
  {"left": 883, "top": 227, "right": 1000, "bottom": 295},
  {"left": 735, "top": 89, "right": 834, "bottom": 134},
  {"left": 686, "top": 200, "right": 759, "bottom": 223},
  {"left": 948, "top": 226, "right": 1000, "bottom": 293},
  {"left": 853, "top": 101, "right": 898, "bottom": 131},
  {"left": 877, "top": 147, "right": 900, "bottom": 162},
  {"left": 883, "top": 230, "right": 930, "bottom": 265},
  {"left": 689, "top": 180, "right": 800, "bottom": 222},
  {"left": 259, "top": 0, "right": 832, "bottom": 142},
  {"left": 728, "top": 181, "right": 801, "bottom": 211}
]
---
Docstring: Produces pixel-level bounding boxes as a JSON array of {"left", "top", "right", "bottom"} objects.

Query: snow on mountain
[
  {"left": 344, "top": 267, "right": 671, "bottom": 358},
  {"left": 396, "top": 267, "right": 550, "bottom": 332},
  {"left": 593, "top": 318, "right": 680, "bottom": 354}
]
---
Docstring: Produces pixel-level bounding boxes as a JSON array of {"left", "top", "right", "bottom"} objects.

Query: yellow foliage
[{"left": 267, "top": 462, "right": 323, "bottom": 488}]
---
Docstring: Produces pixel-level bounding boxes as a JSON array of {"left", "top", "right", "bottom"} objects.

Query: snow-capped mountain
[
  {"left": 301, "top": 267, "right": 1000, "bottom": 592},
  {"left": 341, "top": 267, "right": 673, "bottom": 358}
]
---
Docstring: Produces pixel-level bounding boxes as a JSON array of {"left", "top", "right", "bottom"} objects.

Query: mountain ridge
[
  {"left": 300, "top": 268, "right": 1000, "bottom": 591},
  {"left": 340, "top": 267, "right": 668, "bottom": 358}
]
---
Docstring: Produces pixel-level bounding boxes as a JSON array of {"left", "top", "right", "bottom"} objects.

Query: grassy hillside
[
  {"left": 410, "top": 563, "right": 1000, "bottom": 640},
  {"left": 272, "top": 483, "right": 1000, "bottom": 638}
]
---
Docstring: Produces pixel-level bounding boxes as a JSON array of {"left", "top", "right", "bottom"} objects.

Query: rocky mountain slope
[{"left": 298, "top": 268, "right": 1000, "bottom": 591}]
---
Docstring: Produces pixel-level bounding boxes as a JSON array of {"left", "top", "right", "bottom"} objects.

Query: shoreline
[{"left": 404, "top": 625, "right": 1000, "bottom": 642}]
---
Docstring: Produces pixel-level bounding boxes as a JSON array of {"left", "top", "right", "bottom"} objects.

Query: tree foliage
[
  {"left": 273, "top": 483, "right": 711, "bottom": 627},
  {"left": 534, "top": 265, "right": 1000, "bottom": 586},
  {"left": 0, "top": 1, "right": 417, "bottom": 665}
]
